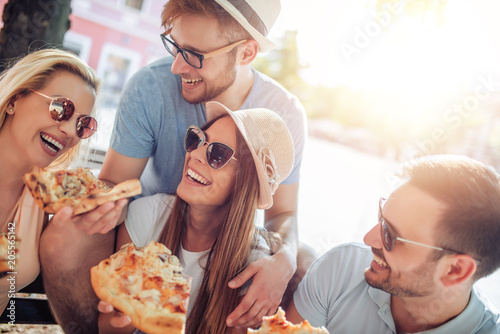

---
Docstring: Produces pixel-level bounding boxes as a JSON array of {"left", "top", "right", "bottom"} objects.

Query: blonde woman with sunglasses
[
  {"left": 0, "top": 49, "right": 105, "bottom": 313},
  {"left": 98, "top": 101, "right": 294, "bottom": 334}
]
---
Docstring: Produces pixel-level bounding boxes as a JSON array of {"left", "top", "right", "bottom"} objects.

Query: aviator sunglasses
[
  {"left": 31, "top": 90, "right": 98, "bottom": 139},
  {"left": 378, "top": 197, "right": 481, "bottom": 261},
  {"left": 184, "top": 125, "right": 238, "bottom": 169}
]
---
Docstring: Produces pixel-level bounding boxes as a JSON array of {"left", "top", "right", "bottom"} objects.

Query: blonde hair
[
  {"left": 0, "top": 49, "right": 100, "bottom": 168},
  {"left": 158, "top": 117, "right": 276, "bottom": 333}
]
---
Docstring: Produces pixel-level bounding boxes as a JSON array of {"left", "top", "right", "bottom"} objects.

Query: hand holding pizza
[
  {"left": 71, "top": 199, "right": 128, "bottom": 235},
  {"left": 48, "top": 197, "right": 128, "bottom": 235},
  {"left": 97, "top": 300, "right": 134, "bottom": 330},
  {"left": 227, "top": 251, "right": 295, "bottom": 328},
  {"left": 24, "top": 168, "right": 140, "bottom": 234}
]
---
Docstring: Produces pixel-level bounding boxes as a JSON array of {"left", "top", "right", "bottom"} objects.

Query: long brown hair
[{"left": 158, "top": 116, "right": 267, "bottom": 333}]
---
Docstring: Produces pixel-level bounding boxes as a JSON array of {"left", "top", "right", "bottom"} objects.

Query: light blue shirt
[
  {"left": 110, "top": 57, "right": 307, "bottom": 197},
  {"left": 294, "top": 243, "right": 500, "bottom": 333}
]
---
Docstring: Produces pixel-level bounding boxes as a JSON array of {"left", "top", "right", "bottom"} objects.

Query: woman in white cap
[{"left": 98, "top": 101, "right": 295, "bottom": 333}]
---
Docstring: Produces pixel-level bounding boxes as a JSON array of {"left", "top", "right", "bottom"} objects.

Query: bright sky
[{"left": 271, "top": 0, "right": 500, "bottom": 91}]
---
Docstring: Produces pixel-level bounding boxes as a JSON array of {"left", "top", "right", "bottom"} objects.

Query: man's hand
[
  {"left": 51, "top": 199, "right": 127, "bottom": 235},
  {"left": 97, "top": 301, "right": 132, "bottom": 328},
  {"left": 97, "top": 301, "right": 136, "bottom": 334},
  {"left": 226, "top": 250, "right": 296, "bottom": 328}
]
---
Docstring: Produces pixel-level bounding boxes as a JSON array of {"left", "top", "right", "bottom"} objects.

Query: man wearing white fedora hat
[{"left": 41, "top": 0, "right": 310, "bottom": 332}]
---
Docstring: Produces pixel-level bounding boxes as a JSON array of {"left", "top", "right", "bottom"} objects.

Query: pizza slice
[
  {"left": 23, "top": 168, "right": 141, "bottom": 215},
  {"left": 248, "top": 307, "right": 329, "bottom": 334},
  {"left": 91, "top": 241, "right": 191, "bottom": 334}
]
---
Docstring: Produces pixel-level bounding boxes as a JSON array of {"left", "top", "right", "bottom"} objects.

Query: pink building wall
[{"left": 0, "top": 0, "right": 167, "bottom": 75}]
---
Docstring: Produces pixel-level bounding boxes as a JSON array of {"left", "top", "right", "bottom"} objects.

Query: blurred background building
[{"left": 0, "top": 0, "right": 499, "bottom": 324}]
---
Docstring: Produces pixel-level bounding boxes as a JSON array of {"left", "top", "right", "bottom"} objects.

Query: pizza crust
[
  {"left": 73, "top": 179, "right": 141, "bottom": 215},
  {"left": 248, "top": 307, "right": 329, "bottom": 333},
  {"left": 23, "top": 168, "right": 142, "bottom": 215},
  {"left": 91, "top": 242, "right": 190, "bottom": 334},
  {"left": 92, "top": 268, "right": 185, "bottom": 334}
]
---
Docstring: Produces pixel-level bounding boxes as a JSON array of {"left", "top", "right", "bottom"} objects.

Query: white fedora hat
[
  {"left": 205, "top": 101, "right": 294, "bottom": 209},
  {"left": 214, "top": 0, "right": 281, "bottom": 53}
]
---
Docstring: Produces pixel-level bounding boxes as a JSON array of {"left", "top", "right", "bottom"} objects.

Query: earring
[{"left": 9, "top": 108, "right": 13, "bottom": 112}]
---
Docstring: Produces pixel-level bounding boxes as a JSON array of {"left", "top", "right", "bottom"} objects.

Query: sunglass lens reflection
[
  {"left": 77, "top": 116, "right": 97, "bottom": 139},
  {"left": 381, "top": 221, "right": 392, "bottom": 251},
  {"left": 50, "top": 98, "right": 74, "bottom": 122},
  {"left": 186, "top": 130, "right": 202, "bottom": 152},
  {"left": 207, "top": 144, "right": 233, "bottom": 169}
]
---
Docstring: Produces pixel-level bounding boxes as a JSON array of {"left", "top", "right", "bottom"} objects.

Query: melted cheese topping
[
  {"left": 38, "top": 168, "right": 109, "bottom": 202},
  {"left": 249, "top": 307, "right": 330, "bottom": 334},
  {"left": 106, "top": 242, "right": 190, "bottom": 313}
]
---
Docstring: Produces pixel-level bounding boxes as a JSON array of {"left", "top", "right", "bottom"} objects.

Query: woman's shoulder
[
  {"left": 127, "top": 193, "right": 176, "bottom": 228},
  {"left": 126, "top": 194, "right": 177, "bottom": 247}
]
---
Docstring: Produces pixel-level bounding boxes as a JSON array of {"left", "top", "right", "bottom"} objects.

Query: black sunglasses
[
  {"left": 184, "top": 125, "right": 238, "bottom": 169},
  {"left": 160, "top": 35, "right": 247, "bottom": 69},
  {"left": 378, "top": 198, "right": 481, "bottom": 261},
  {"left": 31, "top": 90, "right": 97, "bottom": 139}
]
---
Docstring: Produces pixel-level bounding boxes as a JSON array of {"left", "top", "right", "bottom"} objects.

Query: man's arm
[
  {"left": 99, "top": 148, "right": 149, "bottom": 186},
  {"left": 285, "top": 300, "right": 305, "bottom": 324},
  {"left": 226, "top": 182, "right": 299, "bottom": 328},
  {"left": 264, "top": 182, "right": 299, "bottom": 269}
]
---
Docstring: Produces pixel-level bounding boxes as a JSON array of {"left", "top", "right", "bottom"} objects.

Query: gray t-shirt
[
  {"left": 110, "top": 56, "right": 307, "bottom": 197},
  {"left": 294, "top": 243, "right": 500, "bottom": 333}
]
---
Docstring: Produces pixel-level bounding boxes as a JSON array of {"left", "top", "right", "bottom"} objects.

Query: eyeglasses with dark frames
[
  {"left": 378, "top": 197, "right": 481, "bottom": 261},
  {"left": 31, "top": 90, "right": 98, "bottom": 139},
  {"left": 160, "top": 35, "right": 247, "bottom": 69}
]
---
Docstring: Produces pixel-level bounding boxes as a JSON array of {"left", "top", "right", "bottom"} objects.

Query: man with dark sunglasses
[
  {"left": 41, "top": 0, "right": 309, "bottom": 332},
  {"left": 286, "top": 155, "right": 500, "bottom": 333}
]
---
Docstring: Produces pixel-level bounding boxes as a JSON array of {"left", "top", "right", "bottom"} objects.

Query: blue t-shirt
[
  {"left": 110, "top": 57, "right": 307, "bottom": 197},
  {"left": 294, "top": 243, "right": 500, "bottom": 333}
]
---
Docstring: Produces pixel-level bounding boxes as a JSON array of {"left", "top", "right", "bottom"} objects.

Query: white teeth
[
  {"left": 187, "top": 168, "right": 210, "bottom": 185},
  {"left": 373, "top": 255, "right": 390, "bottom": 269},
  {"left": 45, "top": 144, "right": 57, "bottom": 153},
  {"left": 41, "top": 134, "right": 64, "bottom": 150},
  {"left": 182, "top": 78, "right": 202, "bottom": 85}
]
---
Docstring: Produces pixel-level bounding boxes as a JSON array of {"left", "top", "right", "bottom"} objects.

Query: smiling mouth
[
  {"left": 182, "top": 78, "right": 202, "bottom": 86},
  {"left": 187, "top": 168, "right": 211, "bottom": 185},
  {"left": 41, "top": 133, "right": 63, "bottom": 153},
  {"left": 373, "top": 254, "right": 390, "bottom": 269}
]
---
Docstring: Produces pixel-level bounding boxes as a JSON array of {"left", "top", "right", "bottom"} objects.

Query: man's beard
[
  {"left": 182, "top": 59, "right": 238, "bottom": 105},
  {"left": 364, "top": 261, "right": 435, "bottom": 298}
]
